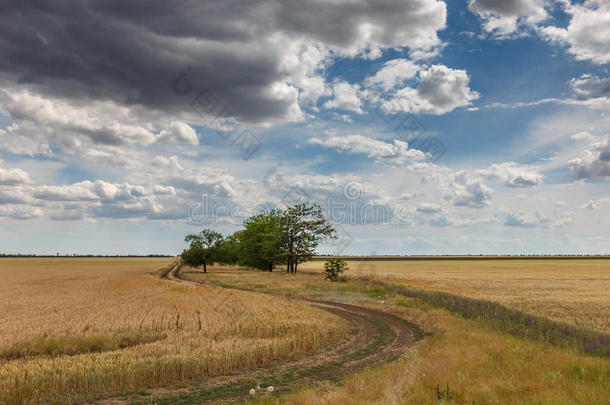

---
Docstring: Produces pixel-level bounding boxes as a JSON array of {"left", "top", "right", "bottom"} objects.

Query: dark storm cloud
[{"left": 0, "top": 0, "right": 446, "bottom": 123}]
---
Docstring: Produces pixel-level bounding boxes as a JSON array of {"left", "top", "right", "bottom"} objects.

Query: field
[
  {"left": 0, "top": 257, "right": 608, "bottom": 405},
  {"left": 300, "top": 259, "right": 610, "bottom": 334},
  {"left": 0, "top": 258, "right": 348, "bottom": 405},
  {"left": 181, "top": 260, "right": 610, "bottom": 405}
]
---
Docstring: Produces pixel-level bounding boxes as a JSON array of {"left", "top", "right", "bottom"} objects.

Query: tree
[
  {"left": 281, "top": 203, "right": 335, "bottom": 273},
  {"left": 181, "top": 229, "right": 224, "bottom": 273},
  {"left": 324, "top": 258, "right": 348, "bottom": 282},
  {"left": 237, "top": 210, "right": 286, "bottom": 271},
  {"left": 216, "top": 231, "right": 241, "bottom": 266},
  {"left": 180, "top": 203, "right": 336, "bottom": 274}
]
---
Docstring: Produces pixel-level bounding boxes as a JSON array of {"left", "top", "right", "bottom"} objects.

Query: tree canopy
[
  {"left": 181, "top": 229, "right": 224, "bottom": 273},
  {"left": 180, "top": 203, "right": 336, "bottom": 273}
]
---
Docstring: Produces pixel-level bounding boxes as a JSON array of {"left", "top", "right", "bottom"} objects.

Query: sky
[{"left": 0, "top": 0, "right": 609, "bottom": 255}]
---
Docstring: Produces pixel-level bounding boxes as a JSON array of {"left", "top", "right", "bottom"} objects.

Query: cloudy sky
[{"left": 1, "top": 0, "right": 609, "bottom": 255}]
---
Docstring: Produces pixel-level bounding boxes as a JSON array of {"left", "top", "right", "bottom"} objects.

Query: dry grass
[
  {"left": 189, "top": 265, "right": 610, "bottom": 405},
  {"left": 0, "top": 258, "right": 349, "bottom": 405},
  {"left": 251, "top": 301, "right": 609, "bottom": 405},
  {"left": 300, "top": 259, "right": 610, "bottom": 334}
]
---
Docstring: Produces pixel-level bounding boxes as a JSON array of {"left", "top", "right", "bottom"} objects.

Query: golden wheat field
[
  {"left": 299, "top": 259, "right": 610, "bottom": 334},
  {"left": 0, "top": 258, "right": 349, "bottom": 405}
]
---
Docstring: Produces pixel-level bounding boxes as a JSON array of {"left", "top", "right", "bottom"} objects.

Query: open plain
[{"left": 0, "top": 257, "right": 608, "bottom": 404}]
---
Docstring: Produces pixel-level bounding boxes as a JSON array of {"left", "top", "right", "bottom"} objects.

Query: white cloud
[
  {"left": 504, "top": 209, "right": 550, "bottom": 228},
  {"left": 0, "top": 90, "right": 157, "bottom": 149},
  {"left": 0, "top": 165, "right": 31, "bottom": 185},
  {"left": 33, "top": 182, "right": 99, "bottom": 201},
  {"left": 468, "top": 0, "right": 548, "bottom": 38},
  {"left": 416, "top": 202, "right": 442, "bottom": 213},
  {"left": 429, "top": 213, "right": 494, "bottom": 227},
  {"left": 382, "top": 65, "right": 479, "bottom": 115},
  {"left": 571, "top": 131, "right": 595, "bottom": 142},
  {"left": 157, "top": 121, "right": 199, "bottom": 146},
  {"left": 568, "top": 137, "right": 610, "bottom": 180},
  {"left": 0, "top": 204, "right": 43, "bottom": 220},
  {"left": 323, "top": 81, "right": 364, "bottom": 113},
  {"left": 0, "top": 188, "right": 33, "bottom": 204},
  {"left": 330, "top": 112, "right": 353, "bottom": 123},
  {"left": 365, "top": 59, "right": 419, "bottom": 91},
  {"left": 82, "top": 147, "right": 134, "bottom": 168},
  {"left": 570, "top": 74, "right": 610, "bottom": 98},
  {"left": 539, "top": 1, "right": 610, "bottom": 64},
  {"left": 451, "top": 171, "right": 492, "bottom": 207},
  {"left": 153, "top": 185, "right": 176, "bottom": 196},
  {"left": 582, "top": 197, "right": 610, "bottom": 210},
  {"left": 551, "top": 216, "right": 573, "bottom": 227},
  {"left": 151, "top": 156, "right": 184, "bottom": 170},
  {"left": 477, "top": 162, "right": 543, "bottom": 187},
  {"left": 308, "top": 134, "right": 427, "bottom": 164}
]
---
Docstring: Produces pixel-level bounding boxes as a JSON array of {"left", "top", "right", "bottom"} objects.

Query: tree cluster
[{"left": 181, "top": 203, "right": 336, "bottom": 273}]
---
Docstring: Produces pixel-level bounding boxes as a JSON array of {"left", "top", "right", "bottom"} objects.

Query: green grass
[{"left": 372, "top": 280, "right": 610, "bottom": 357}]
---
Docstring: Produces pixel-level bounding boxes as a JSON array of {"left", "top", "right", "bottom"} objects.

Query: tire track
[{"left": 101, "top": 263, "right": 423, "bottom": 404}]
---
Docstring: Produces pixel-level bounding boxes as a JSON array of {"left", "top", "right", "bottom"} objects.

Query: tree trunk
[
  {"left": 294, "top": 262, "right": 298, "bottom": 273},
  {"left": 286, "top": 258, "right": 291, "bottom": 273},
  {"left": 203, "top": 261, "right": 207, "bottom": 273},
  {"left": 268, "top": 263, "right": 273, "bottom": 272}
]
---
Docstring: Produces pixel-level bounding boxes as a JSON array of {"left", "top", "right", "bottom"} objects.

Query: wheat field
[
  {"left": 299, "top": 259, "right": 610, "bottom": 334},
  {"left": 0, "top": 258, "right": 349, "bottom": 405}
]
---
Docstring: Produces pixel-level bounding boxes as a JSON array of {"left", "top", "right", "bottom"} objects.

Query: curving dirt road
[{"left": 116, "top": 262, "right": 422, "bottom": 404}]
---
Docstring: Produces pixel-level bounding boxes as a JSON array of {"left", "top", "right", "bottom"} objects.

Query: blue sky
[{"left": 0, "top": 0, "right": 609, "bottom": 255}]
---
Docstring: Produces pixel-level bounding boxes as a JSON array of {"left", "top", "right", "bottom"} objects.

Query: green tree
[
  {"left": 282, "top": 203, "right": 335, "bottom": 273},
  {"left": 324, "top": 258, "right": 348, "bottom": 282},
  {"left": 181, "top": 229, "right": 224, "bottom": 273},
  {"left": 217, "top": 231, "right": 241, "bottom": 266},
  {"left": 237, "top": 211, "right": 286, "bottom": 271}
]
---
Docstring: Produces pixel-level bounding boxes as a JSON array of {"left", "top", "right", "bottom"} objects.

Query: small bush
[{"left": 324, "top": 258, "right": 349, "bottom": 282}]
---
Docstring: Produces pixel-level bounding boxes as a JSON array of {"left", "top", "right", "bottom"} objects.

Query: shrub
[{"left": 324, "top": 258, "right": 349, "bottom": 282}]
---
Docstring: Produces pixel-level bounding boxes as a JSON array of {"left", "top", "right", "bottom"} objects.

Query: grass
[
  {"left": 184, "top": 266, "right": 609, "bottom": 356},
  {"left": 0, "top": 258, "right": 349, "bottom": 405},
  {"left": 246, "top": 302, "right": 610, "bottom": 405},
  {"left": 187, "top": 271, "right": 610, "bottom": 357},
  {"left": 183, "top": 265, "right": 610, "bottom": 405},
  {"left": 376, "top": 280, "right": 609, "bottom": 357},
  {"left": 299, "top": 259, "right": 610, "bottom": 334}
]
